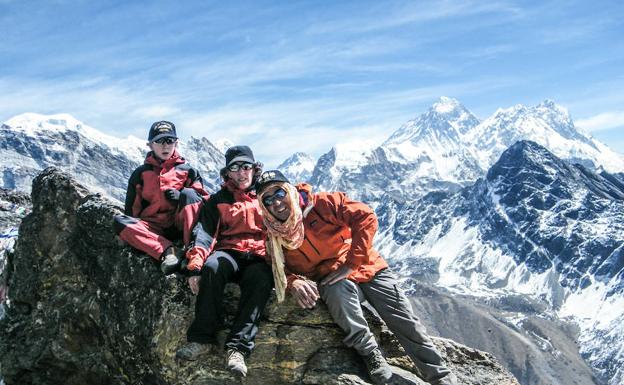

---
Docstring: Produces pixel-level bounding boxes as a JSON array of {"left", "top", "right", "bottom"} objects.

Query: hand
[
  {"left": 320, "top": 265, "right": 354, "bottom": 286},
  {"left": 164, "top": 189, "right": 181, "bottom": 202},
  {"left": 188, "top": 276, "right": 201, "bottom": 295},
  {"left": 291, "top": 279, "right": 319, "bottom": 309}
]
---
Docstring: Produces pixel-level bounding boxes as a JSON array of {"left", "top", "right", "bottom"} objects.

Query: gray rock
[{"left": 0, "top": 168, "right": 519, "bottom": 385}]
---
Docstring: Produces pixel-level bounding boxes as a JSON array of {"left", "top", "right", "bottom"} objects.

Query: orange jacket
[{"left": 283, "top": 184, "right": 388, "bottom": 287}]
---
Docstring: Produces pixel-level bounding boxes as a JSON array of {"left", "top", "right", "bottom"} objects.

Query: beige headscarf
[{"left": 258, "top": 182, "right": 311, "bottom": 302}]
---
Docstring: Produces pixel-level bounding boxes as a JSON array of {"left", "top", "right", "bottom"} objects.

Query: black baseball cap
[
  {"left": 148, "top": 121, "right": 178, "bottom": 142},
  {"left": 255, "top": 170, "right": 290, "bottom": 194}
]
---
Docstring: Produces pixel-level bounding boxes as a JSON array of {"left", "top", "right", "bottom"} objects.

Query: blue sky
[{"left": 1, "top": 0, "right": 623, "bottom": 167}]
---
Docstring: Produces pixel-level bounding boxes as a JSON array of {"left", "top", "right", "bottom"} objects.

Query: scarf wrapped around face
[{"left": 258, "top": 182, "right": 311, "bottom": 302}]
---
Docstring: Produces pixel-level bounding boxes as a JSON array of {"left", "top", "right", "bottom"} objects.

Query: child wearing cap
[{"left": 113, "top": 121, "right": 209, "bottom": 275}]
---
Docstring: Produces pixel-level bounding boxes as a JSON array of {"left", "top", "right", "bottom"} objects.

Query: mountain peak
[
  {"left": 4, "top": 112, "right": 85, "bottom": 134},
  {"left": 535, "top": 99, "right": 571, "bottom": 121},
  {"left": 432, "top": 96, "right": 463, "bottom": 114},
  {"left": 486, "top": 140, "right": 573, "bottom": 184},
  {"left": 277, "top": 152, "right": 316, "bottom": 183},
  {"left": 384, "top": 97, "right": 480, "bottom": 147}
]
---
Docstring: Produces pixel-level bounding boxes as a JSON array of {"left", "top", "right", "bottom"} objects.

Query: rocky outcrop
[{"left": 0, "top": 168, "right": 519, "bottom": 385}]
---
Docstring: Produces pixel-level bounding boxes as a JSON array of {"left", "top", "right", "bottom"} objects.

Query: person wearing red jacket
[
  {"left": 175, "top": 146, "right": 273, "bottom": 379},
  {"left": 255, "top": 170, "right": 457, "bottom": 385},
  {"left": 113, "top": 121, "right": 208, "bottom": 275}
]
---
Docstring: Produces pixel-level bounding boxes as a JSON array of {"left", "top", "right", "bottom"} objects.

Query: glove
[
  {"left": 186, "top": 248, "right": 205, "bottom": 274},
  {"left": 164, "top": 189, "right": 181, "bottom": 202}
]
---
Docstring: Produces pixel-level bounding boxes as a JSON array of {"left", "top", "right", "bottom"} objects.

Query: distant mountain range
[
  {"left": 259, "top": 97, "right": 624, "bottom": 385},
  {"left": 1, "top": 98, "right": 623, "bottom": 385},
  {"left": 0, "top": 113, "right": 224, "bottom": 202}
]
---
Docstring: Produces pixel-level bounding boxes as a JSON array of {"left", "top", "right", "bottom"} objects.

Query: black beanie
[{"left": 225, "top": 145, "right": 255, "bottom": 166}]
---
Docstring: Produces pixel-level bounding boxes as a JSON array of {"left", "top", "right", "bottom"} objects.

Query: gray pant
[{"left": 319, "top": 268, "right": 451, "bottom": 383}]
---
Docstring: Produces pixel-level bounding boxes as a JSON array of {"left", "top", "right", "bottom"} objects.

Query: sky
[{"left": 1, "top": 0, "right": 623, "bottom": 167}]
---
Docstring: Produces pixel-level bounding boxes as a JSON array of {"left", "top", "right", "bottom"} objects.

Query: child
[{"left": 114, "top": 121, "right": 209, "bottom": 274}]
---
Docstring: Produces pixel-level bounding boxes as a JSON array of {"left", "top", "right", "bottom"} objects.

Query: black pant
[{"left": 186, "top": 250, "right": 274, "bottom": 355}]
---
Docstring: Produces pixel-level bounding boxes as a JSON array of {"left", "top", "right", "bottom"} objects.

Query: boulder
[{"left": 0, "top": 168, "right": 519, "bottom": 385}]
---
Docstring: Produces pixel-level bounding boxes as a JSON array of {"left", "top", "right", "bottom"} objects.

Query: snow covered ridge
[
  {"left": 277, "top": 152, "right": 315, "bottom": 185},
  {"left": 374, "top": 141, "right": 624, "bottom": 385},
  {"left": 310, "top": 97, "right": 624, "bottom": 203},
  {"left": 0, "top": 113, "right": 224, "bottom": 201},
  {"left": 4, "top": 113, "right": 146, "bottom": 164}
]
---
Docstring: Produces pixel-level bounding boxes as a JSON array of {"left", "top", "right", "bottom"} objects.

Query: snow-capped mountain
[
  {"left": 3, "top": 98, "right": 623, "bottom": 385},
  {"left": 466, "top": 100, "right": 624, "bottom": 173},
  {"left": 277, "top": 152, "right": 316, "bottom": 184},
  {"left": 310, "top": 97, "right": 624, "bottom": 203},
  {"left": 382, "top": 96, "right": 483, "bottom": 181},
  {"left": 374, "top": 141, "right": 623, "bottom": 385},
  {"left": 310, "top": 97, "right": 485, "bottom": 202},
  {"left": 0, "top": 113, "right": 224, "bottom": 201},
  {"left": 301, "top": 98, "right": 624, "bottom": 385}
]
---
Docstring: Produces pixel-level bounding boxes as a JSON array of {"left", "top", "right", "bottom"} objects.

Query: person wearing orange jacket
[
  {"left": 114, "top": 121, "right": 208, "bottom": 275},
  {"left": 254, "top": 170, "right": 457, "bottom": 385},
  {"left": 175, "top": 146, "right": 273, "bottom": 378}
]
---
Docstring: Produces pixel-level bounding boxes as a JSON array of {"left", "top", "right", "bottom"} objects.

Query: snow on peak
[
  {"left": 213, "top": 138, "right": 234, "bottom": 154},
  {"left": 332, "top": 140, "right": 376, "bottom": 168},
  {"left": 432, "top": 96, "right": 462, "bottom": 114},
  {"left": 384, "top": 97, "right": 479, "bottom": 148},
  {"left": 280, "top": 152, "right": 314, "bottom": 164},
  {"left": 277, "top": 152, "right": 316, "bottom": 184},
  {"left": 4, "top": 112, "right": 84, "bottom": 135},
  {"left": 3, "top": 112, "right": 146, "bottom": 163}
]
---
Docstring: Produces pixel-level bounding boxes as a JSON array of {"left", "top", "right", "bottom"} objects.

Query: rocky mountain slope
[
  {"left": 1, "top": 97, "right": 622, "bottom": 385},
  {"left": 289, "top": 97, "right": 623, "bottom": 385},
  {"left": 0, "top": 168, "right": 519, "bottom": 385},
  {"left": 0, "top": 113, "right": 224, "bottom": 202},
  {"left": 375, "top": 141, "right": 623, "bottom": 385}
]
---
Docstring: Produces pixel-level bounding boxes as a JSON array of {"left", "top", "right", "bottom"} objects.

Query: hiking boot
[
  {"left": 225, "top": 349, "right": 247, "bottom": 377},
  {"left": 363, "top": 348, "right": 392, "bottom": 384},
  {"left": 161, "top": 246, "right": 182, "bottom": 275},
  {"left": 175, "top": 342, "right": 212, "bottom": 361}
]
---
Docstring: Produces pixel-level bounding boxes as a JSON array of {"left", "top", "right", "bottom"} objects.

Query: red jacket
[
  {"left": 186, "top": 181, "right": 267, "bottom": 271},
  {"left": 284, "top": 184, "right": 388, "bottom": 287},
  {"left": 124, "top": 150, "right": 208, "bottom": 226}
]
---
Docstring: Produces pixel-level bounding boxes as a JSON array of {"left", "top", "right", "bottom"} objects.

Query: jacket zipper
[{"left": 304, "top": 235, "right": 321, "bottom": 256}]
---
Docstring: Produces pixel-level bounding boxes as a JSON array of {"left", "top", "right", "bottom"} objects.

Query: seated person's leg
[
  {"left": 224, "top": 260, "right": 273, "bottom": 356},
  {"left": 319, "top": 279, "right": 378, "bottom": 356},
  {"left": 174, "top": 188, "right": 204, "bottom": 245},
  {"left": 319, "top": 279, "right": 392, "bottom": 384},
  {"left": 186, "top": 251, "right": 239, "bottom": 343},
  {"left": 360, "top": 269, "right": 453, "bottom": 383},
  {"left": 113, "top": 214, "right": 171, "bottom": 260},
  {"left": 178, "top": 251, "right": 238, "bottom": 361}
]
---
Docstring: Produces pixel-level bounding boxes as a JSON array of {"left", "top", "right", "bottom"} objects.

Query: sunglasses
[
  {"left": 153, "top": 137, "right": 177, "bottom": 145},
  {"left": 262, "top": 188, "right": 287, "bottom": 206},
  {"left": 227, "top": 162, "right": 254, "bottom": 172}
]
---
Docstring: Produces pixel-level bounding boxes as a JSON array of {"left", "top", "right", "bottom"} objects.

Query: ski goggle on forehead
[
  {"left": 262, "top": 188, "right": 287, "bottom": 206},
  {"left": 227, "top": 162, "right": 254, "bottom": 172}
]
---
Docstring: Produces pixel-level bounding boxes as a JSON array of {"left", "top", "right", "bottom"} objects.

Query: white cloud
[{"left": 576, "top": 112, "right": 624, "bottom": 132}]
